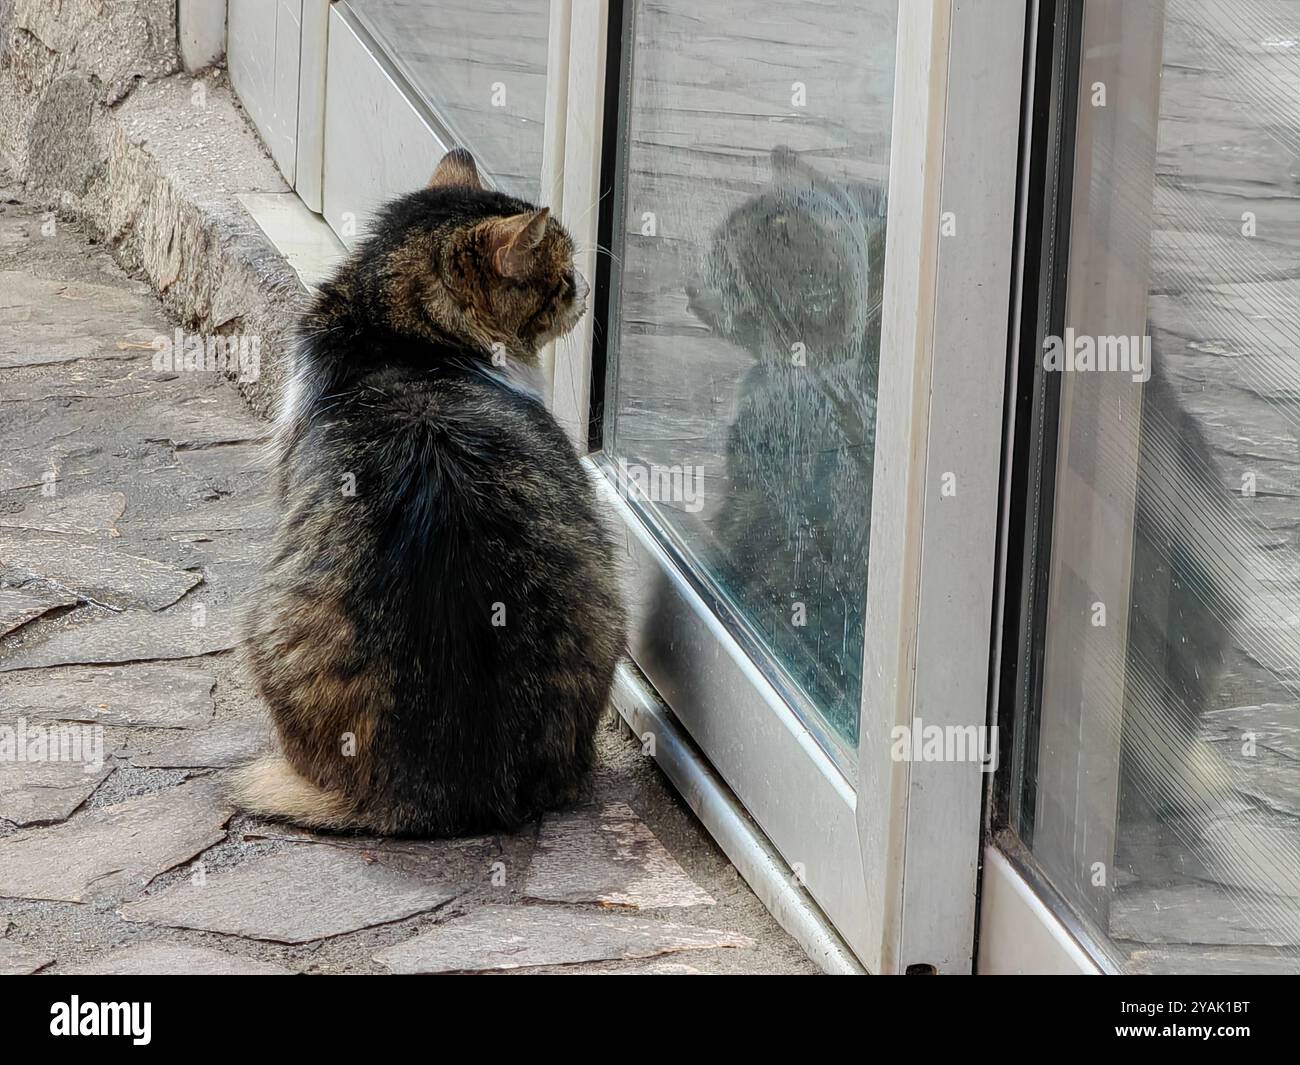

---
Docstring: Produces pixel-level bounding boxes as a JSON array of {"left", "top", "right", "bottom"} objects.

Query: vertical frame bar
[
  {"left": 853, "top": 0, "right": 950, "bottom": 974},
  {"left": 899, "top": 0, "right": 1027, "bottom": 973},
  {"left": 536, "top": 0, "right": 572, "bottom": 416},
  {"left": 856, "top": 0, "right": 1026, "bottom": 973},
  {"left": 294, "top": 0, "right": 329, "bottom": 213},
  {"left": 996, "top": 0, "right": 1084, "bottom": 848},
  {"left": 1030, "top": 0, "right": 1164, "bottom": 929},
  {"left": 550, "top": 1, "right": 610, "bottom": 450},
  {"left": 178, "top": 0, "right": 228, "bottom": 74},
  {"left": 229, "top": 0, "right": 305, "bottom": 184}
]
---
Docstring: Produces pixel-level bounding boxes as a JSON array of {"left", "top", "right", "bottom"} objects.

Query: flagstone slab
[
  {"left": 0, "top": 778, "right": 232, "bottom": 902},
  {"left": 235, "top": 833, "right": 514, "bottom": 899},
  {"left": 0, "top": 536, "right": 201, "bottom": 610},
  {"left": 177, "top": 445, "right": 264, "bottom": 485},
  {"left": 615, "top": 960, "right": 705, "bottom": 975},
  {"left": 0, "top": 663, "right": 215, "bottom": 728},
  {"left": 0, "top": 587, "right": 77, "bottom": 637},
  {"left": 524, "top": 802, "right": 715, "bottom": 909},
  {"left": 0, "top": 938, "right": 52, "bottom": 975},
  {"left": 62, "top": 943, "right": 298, "bottom": 976},
  {"left": 0, "top": 608, "right": 238, "bottom": 672},
  {"left": 120, "top": 844, "right": 460, "bottom": 943},
  {"left": 129, "top": 719, "right": 272, "bottom": 768},
  {"left": 159, "top": 497, "right": 275, "bottom": 536},
  {"left": 0, "top": 447, "right": 77, "bottom": 494},
  {"left": 0, "top": 459, "right": 48, "bottom": 494},
  {"left": 0, "top": 758, "right": 112, "bottom": 825},
  {"left": 135, "top": 406, "right": 266, "bottom": 453},
  {"left": 375, "top": 905, "right": 753, "bottom": 973},
  {"left": 0, "top": 271, "right": 161, "bottom": 369},
  {"left": 0, "top": 492, "right": 126, "bottom": 536}
]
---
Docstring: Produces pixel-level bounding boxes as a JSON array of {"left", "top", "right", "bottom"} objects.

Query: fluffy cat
[{"left": 233, "top": 148, "right": 627, "bottom": 836}]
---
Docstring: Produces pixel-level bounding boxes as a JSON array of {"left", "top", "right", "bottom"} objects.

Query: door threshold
[
  {"left": 610, "top": 664, "right": 867, "bottom": 975},
  {"left": 976, "top": 844, "right": 1106, "bottom": 974},
  {"left": 238, "top": 191, "right": 347, "bottom": 292}
]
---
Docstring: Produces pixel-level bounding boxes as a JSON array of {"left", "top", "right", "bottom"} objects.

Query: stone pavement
[{"left": 0, "top": 192, "right": 817, "bottom": 975}]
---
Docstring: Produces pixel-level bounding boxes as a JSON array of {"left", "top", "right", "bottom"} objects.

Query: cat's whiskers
[
  {"left": 574, "top": 242, "right": 623, "bottom": 268},
  {"left": 562, "top": 186, "right": 613, "bottom": 239}
]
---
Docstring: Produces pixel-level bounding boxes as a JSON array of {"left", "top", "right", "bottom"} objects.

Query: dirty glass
[
  {"left": 343, "top": 0, "right": 549, "bottom": 199},
  {"left": 1018, "top": 0, "right": 1300, "bottom": 973},
  {"left": 603, "top": 0, "right": 897, "bottom": 759}
]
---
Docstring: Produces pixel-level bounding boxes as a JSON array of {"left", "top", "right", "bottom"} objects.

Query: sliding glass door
[
  {"left": 224, "top": 0, "right": 1110, "bottom": 974},
  {"left": 319, "top": 1, "right": 554, "bottom": 241},
  {"left": 601, "top": 0, "right": 896, "bottom": 774},
  {"left": 592, "top": 0, "right": 1023, "bottom": 971},
  {"left": 987, "top": 0, "right": 1300, "bottom": 975}
]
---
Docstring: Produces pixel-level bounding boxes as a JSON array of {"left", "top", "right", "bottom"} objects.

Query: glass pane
[
  {"left": 343, "top": 0, "right": 549, "bottom": 198},
  {"left": 603, "top": 0, "right": 897, "bottom": 759},
  {"left": 1018, "top": 0, "right": 1300, "bottom": 973}
]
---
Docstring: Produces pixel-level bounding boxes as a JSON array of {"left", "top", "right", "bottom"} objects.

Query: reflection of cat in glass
[
  {"left": 685, "top": 147, "right": 886, "bottom": 743},
  {"left": 684, "top": 147, "right": 1236, "bottom": 788},
  {"left": 1124, "top": 372, "right": 1242, "bottom": 816}
]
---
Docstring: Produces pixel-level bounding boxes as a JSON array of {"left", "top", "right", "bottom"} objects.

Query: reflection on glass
[
  {"left": 1020, "top": 0, "right": 1300, "bottom": 973},
  {"left": 605, "top": 0, "right": 897, "bottom": 756},
  {"left": 345, "top": 0, "right": 549, "bottom": 198}
]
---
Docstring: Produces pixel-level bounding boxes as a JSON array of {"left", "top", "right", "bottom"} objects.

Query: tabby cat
[{"left": 233, "top": 149, "right": 627, "bottom": 836}]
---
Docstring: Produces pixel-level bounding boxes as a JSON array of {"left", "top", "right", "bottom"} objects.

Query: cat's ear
[
  {"left": 485, "top": 208, "right": 549, "bottom": 278},
  {"left": 770, "top": 145, "right": 819, "bottom": 188},
  {"left": 428, "top": 148, "right": 483, "bottom": 190}
]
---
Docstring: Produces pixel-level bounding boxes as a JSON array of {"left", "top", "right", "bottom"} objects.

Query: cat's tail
[{"left": 229, "top": 753, "right": 374, "bottom": 832}]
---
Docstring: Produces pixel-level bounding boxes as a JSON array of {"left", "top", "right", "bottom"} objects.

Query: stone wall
[
  {"left": 0, "top": 0, "right": 178, "bottom": 180},
  {"left": 0, "top": 0, "right": 297, "bottom": 416}
]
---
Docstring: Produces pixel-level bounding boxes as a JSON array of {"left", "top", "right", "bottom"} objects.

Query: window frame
[{"left": 574, "top": 0, "right": 1026, "bottom": 972}]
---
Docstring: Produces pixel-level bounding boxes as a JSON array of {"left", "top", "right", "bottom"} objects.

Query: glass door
[
  {"left": 317, "top": 1, "right": 557, "bottom": 243},
  {"left": 601, "top": 0, "right": 898, "bottom": 772},
  {"left": 987, "top": 0, "right": 1300, "bottom": 974},
  {"left": 589, "top": 0, "right": 1025, "bottom": 971}
]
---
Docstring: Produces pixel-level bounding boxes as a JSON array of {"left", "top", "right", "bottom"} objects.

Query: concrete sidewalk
[{"left": 0, "top": 190, "right": 817, "bottom": 975}]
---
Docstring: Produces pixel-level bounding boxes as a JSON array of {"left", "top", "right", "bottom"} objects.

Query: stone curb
[{"left": 1, "top": 0, "right": 300, "bottom": 417}]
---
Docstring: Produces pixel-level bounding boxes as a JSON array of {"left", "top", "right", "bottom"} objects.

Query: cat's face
[
  {"left": 372, "top": 149, "right": 587, "bottom": 359},
  {"left": 686, "top": 146, "right": 883, "bottom": 363}
]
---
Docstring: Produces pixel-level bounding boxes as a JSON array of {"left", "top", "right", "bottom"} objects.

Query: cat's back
[
  {"left": 290, "top": 350, "right": 586, "bottom": 514},
  {"left": 275, "top": 348, "right": 614, "bottom": 621}
]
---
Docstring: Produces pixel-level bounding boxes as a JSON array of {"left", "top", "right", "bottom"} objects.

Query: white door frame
[{"left": 572, "top": 0, "right": 1025, "bottom": 972}]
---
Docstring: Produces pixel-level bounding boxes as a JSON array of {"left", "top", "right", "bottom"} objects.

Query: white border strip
[{"left": 976, "top": 847, "right": 1103, "bottom": 974}]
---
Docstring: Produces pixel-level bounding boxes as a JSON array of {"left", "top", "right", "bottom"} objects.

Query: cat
[
  {"left": 232, "top": 148, "right": 627, "bottom": 836},
  {"left": 684, "top": 146, "right": 886, "bottom": 743}
]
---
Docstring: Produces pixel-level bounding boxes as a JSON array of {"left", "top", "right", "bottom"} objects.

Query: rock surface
[
  {"left": 61, "top": 942, "right": 298, "bottom": 976},
  {"left": 375, "top": 905, "right": 753, "bottom": 974},
  {"left": 120, "top": 845, "right": 461, "bottom": 944},
  {"left": 0, "top": 778, "right": 231, "bottom": 902},
  {"left": 0, "top": 663, "right": 215, "bottom": 728},
  {"left": 0, "top": 758, "right": 111, "bottom": 826},
  {"left": 525, "top": 802, "right": 716, "bottom": 909}
]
